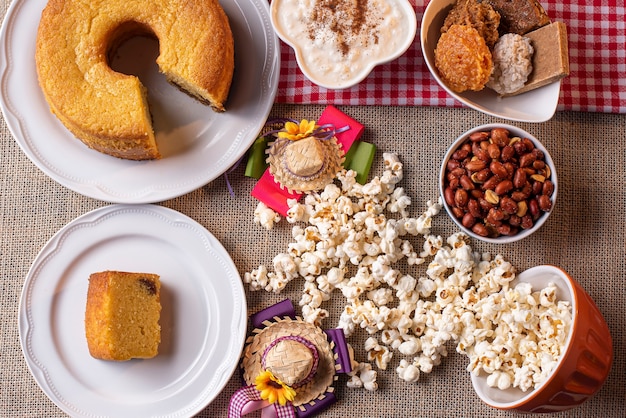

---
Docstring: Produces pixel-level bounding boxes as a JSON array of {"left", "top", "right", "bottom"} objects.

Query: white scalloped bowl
[
  {"left": 270, "top": 0, "right": 417, "bottom": 89},
  {"left": 421, "top": 0, "right": 562, "bottom": 122}
]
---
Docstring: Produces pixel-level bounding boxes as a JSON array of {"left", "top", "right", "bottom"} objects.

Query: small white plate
[
  {"left": 18, "top": 204, "right": 247, "bottom": 417},
  {"left": 421, "top": 0, "right": 561, "bottom": 123},
  {"left": 0, "top": 0, "right": 279, "bottom": 203}
]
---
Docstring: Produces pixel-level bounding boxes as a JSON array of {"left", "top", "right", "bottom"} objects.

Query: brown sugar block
[
  {"left": 485, "top": 0, "right": 551, "bottom": 35},
  {"left": 506, "top": 21, "right": 570, "bottom": 96},
  {"left": 85, "top": 271, "right": 161, "bottom": 361}
]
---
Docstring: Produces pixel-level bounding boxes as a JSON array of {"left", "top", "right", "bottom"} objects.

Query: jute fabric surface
[{"left": 1, "top": 101, "right": 624, "bottom": 417}]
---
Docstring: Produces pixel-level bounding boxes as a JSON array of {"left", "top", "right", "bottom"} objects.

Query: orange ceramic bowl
[{"left": 470, "top": 265, "right": 613, "bottom": 412}]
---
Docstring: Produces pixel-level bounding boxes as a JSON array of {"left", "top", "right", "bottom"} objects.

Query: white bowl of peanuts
[{"left": 440, "top": 124, "right": 557, "bottom": 243}]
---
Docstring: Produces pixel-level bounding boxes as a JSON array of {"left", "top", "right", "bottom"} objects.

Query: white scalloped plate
[
  {"left": 18, "top": 204, "right": 247, "bottom": 417},
  {"left": 0, "top": 0, "right": 279, "bottom": 203}
]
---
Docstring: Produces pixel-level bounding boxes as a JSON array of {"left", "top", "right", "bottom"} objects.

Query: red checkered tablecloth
[{"left": 274, "top": 0, "right": 626, "bottom": 114}]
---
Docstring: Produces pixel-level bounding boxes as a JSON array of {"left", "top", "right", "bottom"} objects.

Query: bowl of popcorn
[
  {"left": 440, "top": 124, "right": 557, "bottom": 243},
  {"left": 420, "top": 0, "right": 570, "bottom": 122},
  {"left": 270, "top": 0, "right": 417, "bottom": 89},
  {"left": 469, "top": 265, "right": 613, "bottom": 412}
]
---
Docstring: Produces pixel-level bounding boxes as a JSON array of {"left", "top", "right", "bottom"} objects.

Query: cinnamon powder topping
[{"left": 308, "top": 0, "right": 380, "bottom": 55}]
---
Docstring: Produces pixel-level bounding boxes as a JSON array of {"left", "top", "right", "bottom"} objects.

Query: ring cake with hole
[{"left": 35, "top": 0, "right": 234, "bottom": 160}]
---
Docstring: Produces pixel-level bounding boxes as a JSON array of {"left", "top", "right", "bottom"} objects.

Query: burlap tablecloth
[
  {"left": 1, "top": 0, "right": 624, "bottom": 416},
  {"left": 1, "top": 103, "right": 624, "bottom": 417}
]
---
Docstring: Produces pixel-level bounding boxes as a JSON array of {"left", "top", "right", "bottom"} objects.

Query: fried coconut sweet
[
  {"left": 441, "top": 0, "right": 501, "bottom": 49},
  {"left": 435, "top": 24, "right": 493, "bottom": 93}
]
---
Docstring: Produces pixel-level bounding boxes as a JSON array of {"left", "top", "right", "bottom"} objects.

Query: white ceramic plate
[
  {"left": 0, "top": 0, "right": 279, "bottom": 203},
  {"left": 421, "top": 0, "right": 561, "bottom": 123},
  {"left": 18, "top": 204, "right": 247, "bottom": 417}
]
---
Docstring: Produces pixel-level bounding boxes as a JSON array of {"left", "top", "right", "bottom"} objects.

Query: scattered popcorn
[
  {"left": 253, "top": 202, "right": 281, "bottom": 229},
  {"left": 347, "top": 361, "right": 379, "bottom": 391},
  {"left": 397, "top": 359, "right": 420, "bottom": 383},
  {"left": 365, "top": 337, "right": 393, "bottom": 370},
  {"left": 245, "top": 153, "right": 572, "bottom": 394}
]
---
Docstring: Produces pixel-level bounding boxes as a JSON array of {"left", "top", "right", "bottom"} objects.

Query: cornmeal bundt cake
[{"left": 36, "top": 0, "right": 234, "bottom": 160}]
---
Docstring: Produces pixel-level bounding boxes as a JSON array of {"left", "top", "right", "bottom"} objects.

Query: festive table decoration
[
  {"left": 266, "top": 119, "right": 345, "bottom": 193},
  {"left": 228, "top": 300, "right": 351, "bottom": 418},
  {"left": 250, "top": 105, "right": 369, "bottom": 216}
]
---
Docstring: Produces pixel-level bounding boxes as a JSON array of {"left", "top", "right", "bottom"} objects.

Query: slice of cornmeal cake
[{"left": 85, "top": 271, "right": 161, "bottom": 361}]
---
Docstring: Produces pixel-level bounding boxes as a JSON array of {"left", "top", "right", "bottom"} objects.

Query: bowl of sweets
[{"left": 421, "top": 0, "right": 569, "bottom": 122}]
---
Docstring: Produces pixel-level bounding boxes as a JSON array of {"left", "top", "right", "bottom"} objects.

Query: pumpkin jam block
[{"left": 85, "top": 271, "right": 161, "bottom": 361}]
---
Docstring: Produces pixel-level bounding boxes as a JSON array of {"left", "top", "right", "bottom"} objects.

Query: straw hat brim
[{"left": 241, "top": 317, "right": 338, "bottom": 408}]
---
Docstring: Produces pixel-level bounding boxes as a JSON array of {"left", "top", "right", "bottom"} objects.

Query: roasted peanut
[
  {"left": 482, "top": 175, "right": 500, "bottom": 191},
  {"left": 468, "top": 199, "right": 483, "bottom": 218},
  {"left": 444, "top": 187, "right": 456, "bottom": 207},
  {"left": 513, "top": 168, "right": 527, "bottom": 189},
  {"left": 509, "top": 214, "right": 522, "bottom": 227},
  {"left": 487, "top": 208, "right": 505, "bottom": 223},
  {"left": 470, "top": 189, "right": 484, "bottom": 199},
  {"left": 495, "top": 180, "right": 514, "bottom": 196},
  {"left": 500, "top": 145, "right": 515, "bottom": 162},
  {"left": 496, "top": 223, "right": 513, "bottom": 236},
  {"left": 455, "top": 188, "right": 469, "bottom": 207},
  {"left": 543, "top": 180, "right": 555, "bottom": 197},
  {"left": 513, "top": 140, "right": 527, "bottom": 155},
  {"left": 521, "top": 137, "right": 535, "bottom": 151},
  {"left": 500, "top": 196, "right": 518, "bottom": 215},
  {"left": 447, "top": 159, "right": 461, "bottom": 171},
  {"left": 471, "top": 222, "right": 489, "bottom": 237},
  {"left": 490, "top": 128, "right": 509, "bottom": 147},
  {"left": 519, "top": 152, "right": 536, "bottom": 168},
  {"left": 490, "top": 161, "right": 509, "bottom": 179},
  {"left": 478, "top": 198, "right": 494, "bottom": 212},
  {"left": 472, "top": 168, "right": 491, "bottom": 183},
  {"left": 459, "top": 175, "right": 475, "bottom": 190},
  {"left": 452, "top": 148, "right": 469, "bottom": 161},
  {"left": 529, "top": 198, "right": 540, "bottom": 219},
  {"left": 462, "top": 212, "right": 477, "bottom": 228},
  {"left": 531, "top": 180, "right": 544, "bottom": 196},
  {"left": 538, "top": 195, "right": 552, "bottom": 211},
  {"left": 533, "top": 160, "right": 546, "bottom": 170},
  {"left": 465, "top": 160, "right": 487, "bottom": 172},
  {"left": 452, "top": 207, "right": 464, "bottom": 219},
  {"left": 487, "top": 143, "right": 500, "bottom": 159},
  {"left": 469, "top": 131, "right": 489, "bottom": 142},
  {"left": 484, "top": 189, "right": 499, "bottom": 205}
]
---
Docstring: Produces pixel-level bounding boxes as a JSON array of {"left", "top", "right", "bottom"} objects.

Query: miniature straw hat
[
  {"left": 241, "top": 317, "right": 338, "bottom": 407},
  {"left": 266, "top": 135, "right": 344, "bottom": 193}
]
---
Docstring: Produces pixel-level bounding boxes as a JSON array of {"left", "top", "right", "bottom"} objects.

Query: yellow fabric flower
[
  {"left": 277, "top": 119, "right": 317, "bottom": 141},
  {"left": 255, "top": 370, "right": 296, "bottom": 406}
]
